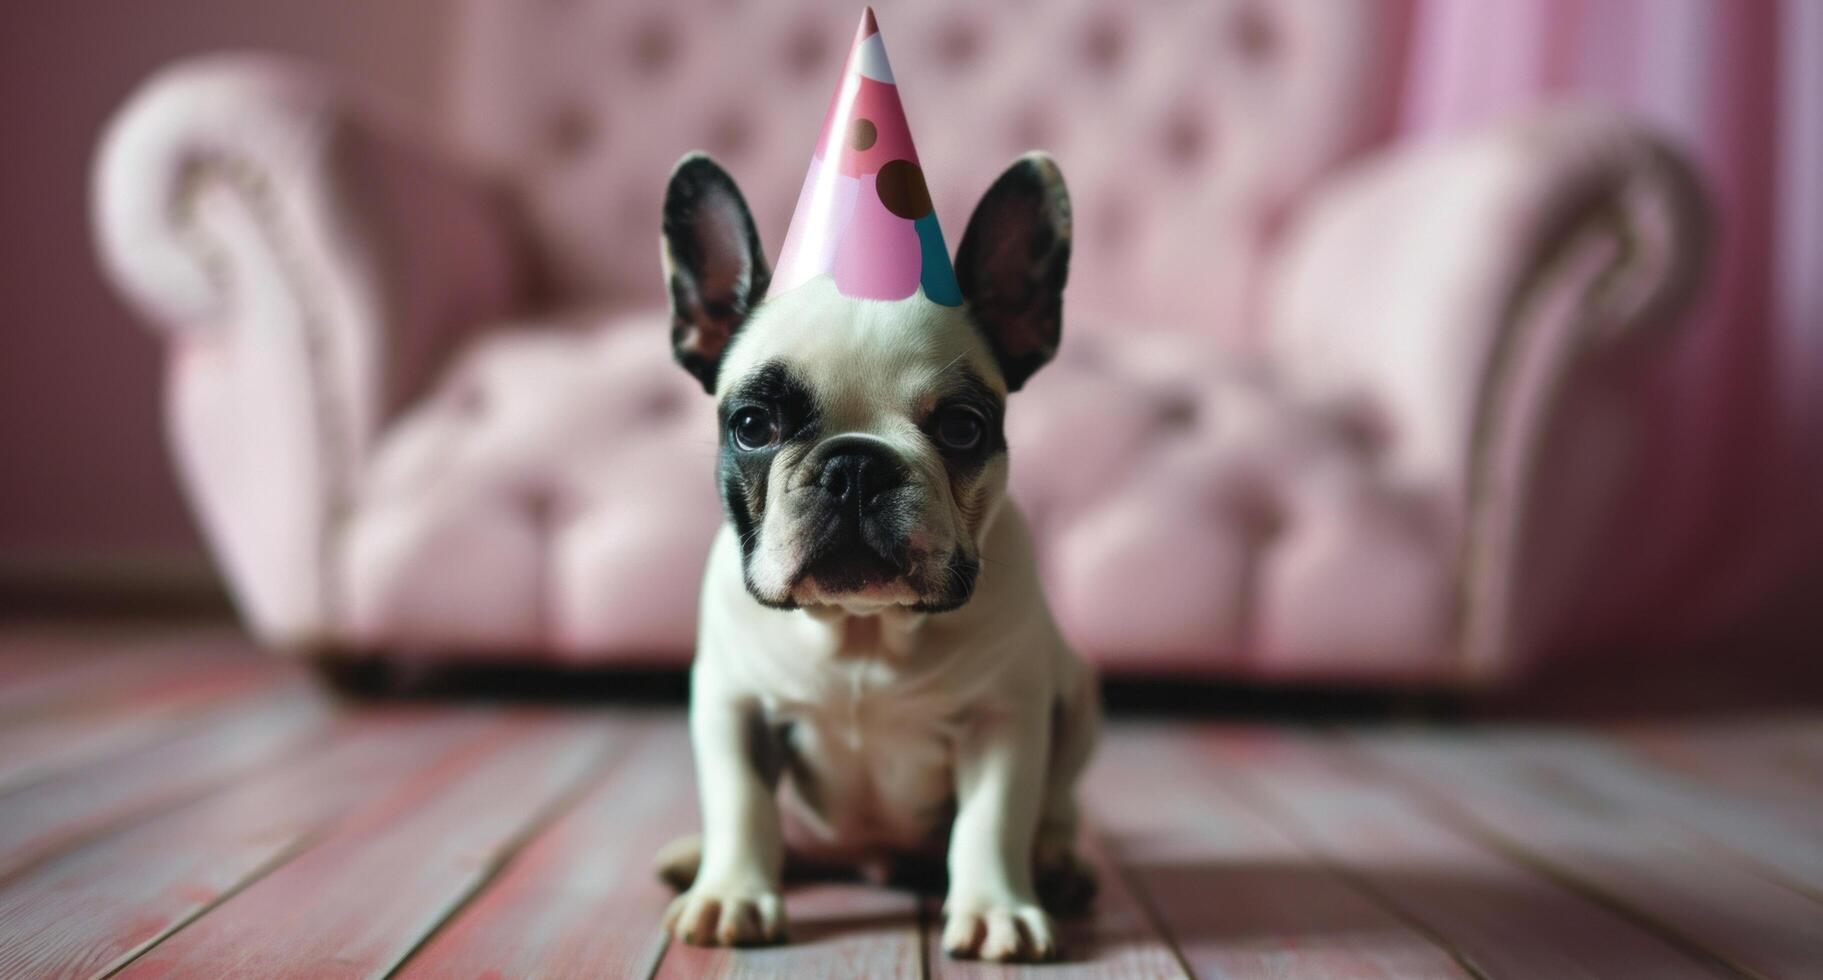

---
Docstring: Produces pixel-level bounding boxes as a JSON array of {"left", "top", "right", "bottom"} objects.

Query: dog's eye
[
  {"left": 730, "top": 407, "right": 779, "bottom": 451},
  {"left": 934, "top": 405, "right": 985, "bottom": 452}
]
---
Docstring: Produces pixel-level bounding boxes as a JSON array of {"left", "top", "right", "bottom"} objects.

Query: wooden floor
[{"left": 3, "top": 626, "right": 1823, "bottom": 978}]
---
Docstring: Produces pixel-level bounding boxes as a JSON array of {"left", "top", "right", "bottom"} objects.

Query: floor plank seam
[
  {"left": 11, "top": 628, "right": 1823, "bottom": 980},
  {"left": 0, "top": 704, "right": 341, "bottom": 890},
  {"left": 1090, "top": 824, "right": 1198, "bottom": 980},
  {"left": 1331, "top": 734, "right": 1768, "bottom": 980},
  {"left": 1669, "top": 829, "right": 1823, "bottom": 910},
  {"left": 0, "top": 679, "right": 305, "bottom": 800},
  {"left": 384, "top": 719, "right": 654, "bottom": 979},
  {"left": 916, "top": 893, "right": 934, "bottom": 980},
  {"left": 96, "top": 827, "right": 330, "bottom": 979},
  {"left": 1210, "top": 741, "right": 1492, "bottom": 980},
  {"left": 1586, "top": 725, "right": 1823, "bottom": 909}
]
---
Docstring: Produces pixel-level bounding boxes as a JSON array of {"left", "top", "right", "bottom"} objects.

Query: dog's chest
[{"left": 766, "top": 659, "right": 961, "bottom": 850}]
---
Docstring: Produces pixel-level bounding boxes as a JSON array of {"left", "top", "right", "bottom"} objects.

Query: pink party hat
[{"left": 771, "top": 8, "right": 962, "bottom": 307}]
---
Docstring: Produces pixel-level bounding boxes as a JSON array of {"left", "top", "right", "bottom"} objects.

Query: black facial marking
[
  {"left": 723, "top": 360, "right": 820, "bottom": 438},
  {"left": 717, "top": 360, "right": 822, "bottom": 607},
  {"left": 911, "top": 549, "right": 981, "bottom": 614},
  {"left": 900, "top": 368, "right": 1004, "bottom": 612},
  {"left": 923, "top": 367, "right": 1007, "bottom": 481}
]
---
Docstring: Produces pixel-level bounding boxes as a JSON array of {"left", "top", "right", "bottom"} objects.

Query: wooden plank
[
  {"left": 0, "top": 629, "right": 252, "bottom": 714},
  {"left": 1201, "top": 730, "right": 1729, "bottom": 979},
  {"left": 0, "top": 706, "right": 508, "bottom": 980},
  {"left": 1462, "top": 727, "right": 1823, "bottom": 902},
  {"left": 926, "top": 826, "right": 1188, "bottom": 979},
  {"left": 0, "top": 657, "right": 291, "bottom": 792},
  {"left": 396, "top": 715, "right": 687, "bottom": 979},
  {"left": 113, "top": 708, "right": 620, "bottom": 979},
  {"left": 0, "top": 682, "right": 334, "bottom": 881},
  {"left": 1351, "top": 728, "right": 1823, "bottom": 979},
  {"left": 0, "top": 625, "right": 142, "bottom": 688},
  {"left": 1617, "top": 721, "right": 1823, "bottom": 831},
  {"left": 408, "top": 713, "right": 925, "bottom": 980},
  {"left": 652, "top": 885, "right": 924, "bottom": 980},
  {"left": 1090, "top": 724, "right": 1472, "bottom": 979}
]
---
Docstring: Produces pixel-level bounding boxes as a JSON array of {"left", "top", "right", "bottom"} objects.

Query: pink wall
[{"left": 0, "top": 1, "right": 452, "bottom": 561}]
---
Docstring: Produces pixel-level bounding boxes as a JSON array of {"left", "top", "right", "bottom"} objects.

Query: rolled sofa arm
[
  {"left": 1263, "top": 106, "right": 1708, "bottom": 680},
  {"left": 92, "top": 54, "right": 524, "bottom": 648}
]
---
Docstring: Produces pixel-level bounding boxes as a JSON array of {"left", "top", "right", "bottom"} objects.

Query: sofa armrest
[
  {"left": 1264, "top": 107, "right": 1707, "bottom": 679},
  {"left": 91, "top": 54, "right": 524, "bottom": 647}
]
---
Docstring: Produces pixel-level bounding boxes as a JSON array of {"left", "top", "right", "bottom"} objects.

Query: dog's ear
[
  {"left": 662, "top": 153, "right": 771, "bottom": 393},
  {"left": 956, "top": 153, "right": 1071, "bottom": 392}
]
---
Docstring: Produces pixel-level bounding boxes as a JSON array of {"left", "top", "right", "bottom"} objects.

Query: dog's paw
[
  {"left": 663, "top": 882, "right": 787, "bottom": 947},
  {"left": 941, "top": 895, "right": 1057, "bottom": 962}
]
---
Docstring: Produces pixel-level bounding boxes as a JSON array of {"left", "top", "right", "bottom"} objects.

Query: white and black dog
[{"left": 655, "top": 151, "right": 1099, "bottom": 963}]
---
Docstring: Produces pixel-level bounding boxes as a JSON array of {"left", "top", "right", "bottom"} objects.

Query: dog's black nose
[{"left": 817, "top": 445, "right": 905, "bottom": 510}]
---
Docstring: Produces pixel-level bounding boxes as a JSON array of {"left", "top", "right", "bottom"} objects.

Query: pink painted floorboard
[
  {"left": 1352, "top": 729, "right": 1823, "bottom": 978},
  {"left": 652, "top": 884, "right": 924, "bottom": 980},
  {"left": 0, "top": 683, "right": 333, "bottom": 881},
  {"left": 0, "top": 630, "right": 248, "bottom": 713},
  {"left": 925, "top": 827, "right": 1189, "bottom": 980},
  {"left": 3, "top": 627, "right": 1822, "bottom": 979},
  {"left": 0, "top": 660, "right": 297, "bottom": 792},
  {"left": 396, "top": 715, "right": 686, "bottom": 979},
  {"left": 1091, "top": 727, "right": 1474, "bottom": 979},
  {"left": 114, "top": 711, "right": 619, "bottom": 979},
  {"left": 0, "top": 708, "right": 508, "bottom": 979},
  {"left": 1202, "top": 730, "right": 1728, "bottom": 979}
]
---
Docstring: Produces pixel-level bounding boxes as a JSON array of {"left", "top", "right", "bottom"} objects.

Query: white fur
[{"left": 667, "top": 280, "right": 1099, "bottom": 961}]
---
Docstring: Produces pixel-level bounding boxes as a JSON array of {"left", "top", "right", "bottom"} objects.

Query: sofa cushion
[
  {"left": 344, "top": 309, "right": 1457, "bottom": 679},
  {"left": 341, "top": 312, "right": 718, "bottom": 661},
  {"left": 1013, "top": 330, "right": 1455, "bottom": 678}
]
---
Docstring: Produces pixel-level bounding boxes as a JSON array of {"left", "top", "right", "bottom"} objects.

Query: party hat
[{"left": 771, "top": 8, "right": 962, "bottom": 307}]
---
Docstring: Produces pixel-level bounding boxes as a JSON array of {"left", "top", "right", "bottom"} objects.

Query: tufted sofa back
[{"left": 451, "top": 0, "right": 1410, "bottom": 341}]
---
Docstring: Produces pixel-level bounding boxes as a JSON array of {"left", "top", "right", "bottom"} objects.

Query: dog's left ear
[
  {"left": 956, "top": 153, "right": 1072, "bottom": 392},
  {"left": 662, "top": 153, "right": 771, "bottom": 393}
]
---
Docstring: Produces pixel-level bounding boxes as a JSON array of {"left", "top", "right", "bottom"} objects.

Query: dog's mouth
[
  {"left": 791, "top": 512, "right": 919, "bottom": 603},
  {"left": 802, "top": 547, "right": 904, "bottom": 593}
]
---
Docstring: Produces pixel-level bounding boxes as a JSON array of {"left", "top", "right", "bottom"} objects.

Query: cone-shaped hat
[{"left": 771, "top": 8, "right": 962, "bottom": 306}]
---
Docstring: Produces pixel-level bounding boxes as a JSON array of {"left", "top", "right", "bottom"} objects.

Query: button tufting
[
  {"left": 631, "top": 18, "right": 678, "bottom": 75},
  {"left": 783, "top": 23, "right": 830, "bottom": 79},
  {"left": 1091, "top": 194, "right": 1135, "bottom": 251},
  {"left": 706, "top": 109, "right": 754, "bottom": 158},
  {"left": 1237, "top": 490, "right": 1287, "bottom": 542},
  {"left": 1229, "top": 4, "right": 1280, "bottom": 63},
  {"left": 1082, "top": 16, "right": 1125, "bottom": 74},
  {"left": 453, "top": 383, "right": 487, "bottom": 417},
  {"left": 1162, "top": 110, "right": 1209, "bottom": 167},
  {"left": 1009, "top": 105, "right": 1054, "bottom": 153},
  {"left": 522, "top": 485, "right": 565, "bottom": 531},
  {"left": 1155, "top": 392, "right": 1199, "bottom": 431},
  {"left": 546, "top": 103, "right": 597, "bottom": 158},
  {"left": 934, "top": 17, "right": 983, "bottom": 69},
  {"left": 638, "top": 386, "right": 684, "bottom": 422}
]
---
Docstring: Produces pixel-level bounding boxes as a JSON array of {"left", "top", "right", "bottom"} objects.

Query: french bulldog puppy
[{"left": 655, "top": 151, "right": 1098, "bottom": 963}]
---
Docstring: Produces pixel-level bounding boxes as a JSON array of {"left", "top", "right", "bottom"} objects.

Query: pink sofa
[{"left": 91, "top": 1, "right": 1708, "bottom": 685}]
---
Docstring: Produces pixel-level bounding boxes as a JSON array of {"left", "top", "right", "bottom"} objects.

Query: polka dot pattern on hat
[{"left": 771, "top": 8, "right": 963, "bottom": 307}]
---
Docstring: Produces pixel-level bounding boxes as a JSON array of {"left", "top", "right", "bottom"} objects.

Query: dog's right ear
[
  {"left": 662, "top": 154, "right": 771, "bottom": 393},
  {"left": 956, "top": 153, "right": 1071, "bottom": 393}
]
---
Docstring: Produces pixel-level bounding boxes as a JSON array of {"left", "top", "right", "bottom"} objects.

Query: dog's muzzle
[{"left": 799, "top": 439, "right": 915, "bottom": 592}]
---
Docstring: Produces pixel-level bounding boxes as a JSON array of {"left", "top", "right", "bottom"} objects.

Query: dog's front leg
[
  {"left": 664, "top": 691, "right": 787, "bottom": 946},
  {"left": 942, "top": 703, "right": 1055, "bottom": 962}
]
